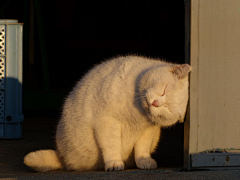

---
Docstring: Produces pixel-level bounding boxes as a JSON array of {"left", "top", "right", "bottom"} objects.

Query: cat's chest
[
  {"left": 120, "top": 120, "right": 149, "bottom": 160},
  {"left": 121, "top": 118, "right": 149, "bottom": 141}
]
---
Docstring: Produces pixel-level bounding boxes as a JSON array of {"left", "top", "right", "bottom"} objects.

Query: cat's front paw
[
  {"left": 136, "top": 157, "right": 157, "bottom": 170},
  {"left": 105, "top": 160, "right": 124, "bottom": 171}
]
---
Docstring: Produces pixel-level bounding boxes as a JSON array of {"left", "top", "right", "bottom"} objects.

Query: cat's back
[
  {"left": 62, "top": 55, "right": 165, "bottom": 122},
  {"left": 73, "top": 56, "right": 164, "bottom": 99},
  {"left": 84, "top": 55, "right": 164, "bottom": 82}
]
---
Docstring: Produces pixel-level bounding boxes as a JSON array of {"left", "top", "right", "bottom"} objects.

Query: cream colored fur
[
  {"left": 23, "top": 150, "right": 62, "bottom": 172},
  {"left": 24, "top": 55, "right": 192, "bottom": 172}
]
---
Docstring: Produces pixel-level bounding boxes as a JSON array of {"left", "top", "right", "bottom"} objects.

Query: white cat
[{"left": 24, "top": 55, "right": 192, "bottom": 172}]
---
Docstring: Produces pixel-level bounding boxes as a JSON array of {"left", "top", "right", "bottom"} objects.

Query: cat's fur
[{"left": 24, "top": 55, "right": 192, "bottom": 172}]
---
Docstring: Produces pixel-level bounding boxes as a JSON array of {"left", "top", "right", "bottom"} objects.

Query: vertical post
[
  {"left": 184, "top": 0, "right": 200, "bottom": 170},
  {"left": 184, "top": 0, "right": 191, "bottom": 170}
]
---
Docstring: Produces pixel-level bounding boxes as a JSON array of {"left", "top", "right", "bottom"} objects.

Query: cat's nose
[{"left": 151, "top": 100, "right": 158, "bottom": 107}]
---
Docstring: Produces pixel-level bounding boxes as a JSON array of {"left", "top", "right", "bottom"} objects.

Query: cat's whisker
[
  {"left": 134, "top": 97, "right": 145, "bottom": 102},
  {"left": 145, "top": 112, "right": 154, "bottom": 126},
  {"left": 134, "top": 94, "right": 146, "bottom": 99},
  {"left": 133, "top": 94, "right": 145, "bottom": 98}
]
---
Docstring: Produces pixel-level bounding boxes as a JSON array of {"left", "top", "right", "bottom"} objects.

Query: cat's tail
[{"left": 24, "top": 149, "right": 63, "bottom": 172}]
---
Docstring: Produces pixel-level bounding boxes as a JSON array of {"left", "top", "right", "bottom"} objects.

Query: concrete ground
[{"left": 1, "top": 117, "right": 240, "bottom": 180}]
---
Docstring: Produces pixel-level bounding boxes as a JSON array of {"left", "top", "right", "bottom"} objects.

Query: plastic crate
[{"left": 0, "top": 19, "right": 24, "bottom": 139}]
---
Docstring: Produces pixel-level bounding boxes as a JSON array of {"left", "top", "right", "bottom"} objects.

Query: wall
[{"left": 185, "top": 0, "right": 240, "bottom": 169}]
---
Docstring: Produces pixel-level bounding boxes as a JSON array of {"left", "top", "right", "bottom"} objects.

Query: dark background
[{"left": 1, "top": 0, "right": 185, "bottom": 168}]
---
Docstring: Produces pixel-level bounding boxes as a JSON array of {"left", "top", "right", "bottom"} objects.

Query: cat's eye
[{"left": 161, "top": 84, "right": 167, "bottom": 96}]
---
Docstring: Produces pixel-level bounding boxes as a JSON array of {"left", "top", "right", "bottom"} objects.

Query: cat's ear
[{"left": 170, "top": 64, "right": 192, "bottom": 79}]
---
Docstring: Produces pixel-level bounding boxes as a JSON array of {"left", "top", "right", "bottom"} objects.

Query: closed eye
[{"left": 161, "top": 84, "right": 167, "bottom": 96}]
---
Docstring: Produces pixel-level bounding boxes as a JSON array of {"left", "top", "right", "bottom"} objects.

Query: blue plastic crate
[{"left": 0, "top": 19, "right": 24, "bottom": 139}]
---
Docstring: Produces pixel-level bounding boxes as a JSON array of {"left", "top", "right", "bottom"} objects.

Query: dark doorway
[{"left": 1, "top": 0, "right": 185, "bottom": 169}]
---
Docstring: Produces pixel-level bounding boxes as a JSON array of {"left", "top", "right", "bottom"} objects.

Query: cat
[{"left": 24, "top": 55, "right": 192, "bottom": 172}]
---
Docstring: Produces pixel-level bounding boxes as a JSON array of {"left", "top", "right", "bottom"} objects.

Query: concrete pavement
[{"left": 1, "top": 117, "right": 240, "bottom": 180}]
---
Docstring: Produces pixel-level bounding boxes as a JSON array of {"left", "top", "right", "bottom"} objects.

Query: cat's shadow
[{"left": 152, "top": 123, "right": 184, "bottom": 168}]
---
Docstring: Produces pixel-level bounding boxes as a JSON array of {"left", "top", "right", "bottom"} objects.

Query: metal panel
[
  {"left": 0, "top": 24, "right": 6, "bottom": 129},
  {"left": 0, "top": 19, "right": 24, "bottom": 139},
  {"left": 0, "top": 25, "right": 5, "bottom": 55},
  {"left": 191, "top": 153, "right": 240, "bottom": 168},
  {"left": 185, "top": 0, "right": 240, "bottom": 169}
]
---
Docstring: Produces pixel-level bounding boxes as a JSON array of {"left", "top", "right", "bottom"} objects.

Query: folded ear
[{"left": 170, "top": 64, "right": 192, "bottom": 79}]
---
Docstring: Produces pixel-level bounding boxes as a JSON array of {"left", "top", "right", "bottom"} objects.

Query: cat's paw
[
  {"left": 136, "top": 157, "right": 157, "bottom": 169},
  {"left": 105, "top": 160, "right": 124, "bottom": 171}
]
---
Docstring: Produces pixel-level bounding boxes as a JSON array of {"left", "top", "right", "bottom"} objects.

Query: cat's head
[{"left": 138, "top": 63, "right": 192, "bottom": 127}]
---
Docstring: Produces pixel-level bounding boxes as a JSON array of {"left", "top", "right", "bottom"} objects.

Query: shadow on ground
[{"left": 1, "top": 118, "right": 240, "bottom": 180}]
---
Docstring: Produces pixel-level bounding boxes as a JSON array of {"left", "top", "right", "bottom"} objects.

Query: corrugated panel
[{"left": 0, "top": 20, "right": 24, "bottom": 139}]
